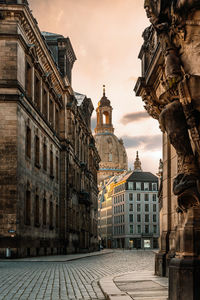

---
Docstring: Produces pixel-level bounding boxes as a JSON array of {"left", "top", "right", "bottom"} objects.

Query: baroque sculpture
[{"left": 143, "top": 0, "right": 200, "bottom": 211}]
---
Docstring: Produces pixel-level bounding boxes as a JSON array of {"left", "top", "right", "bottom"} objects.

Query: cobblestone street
[{"left": 0, "top": 250, "right": 154, "bottom": 300}]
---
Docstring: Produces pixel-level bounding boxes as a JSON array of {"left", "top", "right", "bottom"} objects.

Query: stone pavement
[
  {"left": 0, "top": 250, "right": 168, "bottom": 300},
  {"left": 99, "top": 270, "right": 168, "bottom": 300}
]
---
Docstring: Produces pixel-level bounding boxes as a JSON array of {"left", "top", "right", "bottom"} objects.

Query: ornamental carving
[{"left": 139, "top": 0, "right": 200, "bottom": 211}]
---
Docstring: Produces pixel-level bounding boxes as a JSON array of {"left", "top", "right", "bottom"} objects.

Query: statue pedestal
[
  {"left": 155, "top": 251, "right": 166, "bottom": 277},
  {"left": 169, "top": 258, "right": 200, "bottom": 300},
  {"left": 169, "top": 207, "right": 200, "bottom": 300}
]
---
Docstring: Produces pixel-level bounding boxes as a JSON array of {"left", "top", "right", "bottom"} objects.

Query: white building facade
[{"left": 112, "top": 153, "right": 159, "bottom": 249}]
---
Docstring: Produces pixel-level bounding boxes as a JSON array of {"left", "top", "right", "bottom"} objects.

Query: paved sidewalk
[
  {"left": 99, "top": 271, "right": 168, "bottom": 300},
  {"left": 0, "top": 249, "right": 113, "bottom": 262}
]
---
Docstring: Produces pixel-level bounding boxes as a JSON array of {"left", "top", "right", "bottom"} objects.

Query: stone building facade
[
  {"left": 94, "top": 86, "right": 128, "bottom": 183},
  {"left": 98, "top": 177, "right": 115, "bottom": 248},
  {"left": 0, "top": 0, "right": 100, "bottom": 257}
]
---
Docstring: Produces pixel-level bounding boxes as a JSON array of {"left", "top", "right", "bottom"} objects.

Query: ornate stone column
[{"left": 135, "top": 1, "right": 200, "bottom": 299}]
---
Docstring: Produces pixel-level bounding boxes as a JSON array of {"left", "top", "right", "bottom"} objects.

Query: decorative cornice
[{"left": 0, "top": 5, "right": 73, "bottom": 97}]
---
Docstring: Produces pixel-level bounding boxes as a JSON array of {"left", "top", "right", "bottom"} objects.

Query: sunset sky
[{"left": 29, "top": 0, "right": 162, "bottom": 175}]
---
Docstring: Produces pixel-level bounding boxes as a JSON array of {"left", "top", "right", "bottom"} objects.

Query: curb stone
[
  {"left": 0, "top": 249, "right": 114, "bottom": 262},
  {"left": 99, "top": 272, "right": 133, "bottom": 300}
]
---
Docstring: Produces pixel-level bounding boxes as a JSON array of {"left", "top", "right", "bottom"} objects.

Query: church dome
[{"left": 94, "top": 86, "right": 128, "bottom": 183}]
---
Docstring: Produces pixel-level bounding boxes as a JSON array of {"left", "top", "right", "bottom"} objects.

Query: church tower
[
  {"left": 134, "top": 151, "right": 142, "bottom": 172},
  {"left": 95, "top": 85, "right": 114, "bottom": 134},
  {"left": 94, "top": 86, "right": 128, "bottom": 183}
]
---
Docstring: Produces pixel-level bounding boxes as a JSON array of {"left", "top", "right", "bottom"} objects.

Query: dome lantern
[{"left": 95, "top": 86, "right": 114, "bottom": 134}]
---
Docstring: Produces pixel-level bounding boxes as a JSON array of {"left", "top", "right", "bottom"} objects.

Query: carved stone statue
[{"left": 143, "top": 0, "right": 200, "bottom": 210}]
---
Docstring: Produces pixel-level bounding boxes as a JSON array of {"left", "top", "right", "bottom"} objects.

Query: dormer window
[
  {"left": 152, "top": 183, "right": 157, "bottom": 191},
  {"left": 136, "top": 182, "right": 141, "bottom": 190},
  {"left": 144, "top": 182, "right": 149, "bottom": 190}
]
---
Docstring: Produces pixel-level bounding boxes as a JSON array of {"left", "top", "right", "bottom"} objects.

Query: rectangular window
[
  {"left": 56, "top": 157, "right": 59, "bottom": 182},
  {"left": 55, "top": 107, "right": 59, "bottom": 133},
  {"left": 153, "top": 225, "right": 157, "bottom": 234},
  {"left": 137, "top": 225, "right": 141, "bottom": 234},
  {"left": 34, "top": 74, "right": 40, "bottom": 109},
  {"left": 145, "top": 194, "right": 149, "bottom": 201},
  {"left": 136, "top": 182, "right": 141, "bottom": 190},
  {"left": 145, "top": 204, "right": 149, "bottom": 212},
  {"left": 153, "top": 204, "right": 157, "bottom": 212},
  {"left": 128, "top": 182, "right": 133, "bottom": 190},
  {"left": 42, "top": 88, "right": 48, "bottom": 118},
  {"left": 152, "top": 183, "right": 157, "bottom": 191},
  {"left": 43, "top": 198, "right": 47, "bottom": 225},
  {"left": 43, "top": 143, "right": 47, "bottom": 171},
  {"left": 153, "top": 194, "right": 157, "bottom": 201},
  {"left": 35, "top": 135, "right": 40, "bottom": 166},
  {"left": 153, "top": 214, "right": 157, "bottom": 222},
  {"left": 49, "top": 201, "right": 53, "bottom": 229},
  {"left": 144, "top": 182, "right": 149, "bottom": 190},
  {"left": 34, "top": 194, "right": 40, "bottom": 226},
  {"left": 50, "top": 149, "right": 54, "bottom": 177},
  {"left": 145, "top": 214, "right": 149, "bottom": 222},
  {"left": 129, "top": 203, "right": 133, "bottom": 211},
  {"left": 145, "top": 225, "right": 149, "bottom": 234},
  {"left": 26, "top": 126, "right": 31, "bottom": 159},
  {"left": 137, "top": 214, "right": 141, "bottom": 222},
  {"left": 129, "top": 193, "right": 133, "bottom": 201},
  {"left": 137, "top": 194, "right": 141, "bottom": 201},
  {"left": 137, "top": 204, "right": 141, "bottom": 212},
  {"left": 56, "top": 204, "right": 59, "bottom": 228},
  {"left": 26, "top": 61, "right": 32, "bottom": 99},
  {"left": 130, "top": 225, "right": 133, "bottom": 234},
  {"left": 25, "top": 190, "right": 31, "bottom": 225},
  {"left": 129, "top": 214, "right": 133, "bottom": 223},
  {"left": 49, "top": 98, "right": 54, "bottom": 125}
]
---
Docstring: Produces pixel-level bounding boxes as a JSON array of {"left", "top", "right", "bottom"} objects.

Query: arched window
[
  {"left": 103, "top": 112, "right": 109, "bottom": 125},
  {"left": 109, "top": 153, "right": 112, "bottom": 162}
]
